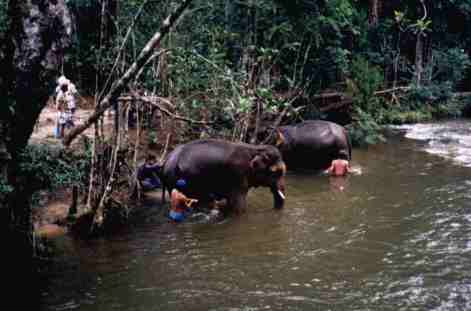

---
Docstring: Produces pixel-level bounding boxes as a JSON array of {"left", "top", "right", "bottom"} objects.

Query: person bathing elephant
[
  {"left": 160, "top": 139, "right": 287, "bottom": 214},
  {"left": 274, "top": 120, "right": 351, "bottom": 171}
]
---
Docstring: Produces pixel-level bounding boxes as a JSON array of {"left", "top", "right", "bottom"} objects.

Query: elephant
[
  {"left": 274, "top": 120, "right": 351, "bottom": 171},
  {"left": 160, "top": 139, "right": 287, "bottom": 214},
  {"left": 160, "top": 144, "right": 185, "bottom": 203}
]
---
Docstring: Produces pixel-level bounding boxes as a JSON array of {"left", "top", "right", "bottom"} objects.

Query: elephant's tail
[
  {"left": 346, "top": 129, "right": 352, "bottom": 160},
  {"left": 161, "top": 184, "right": 166, "bottom": 203}
]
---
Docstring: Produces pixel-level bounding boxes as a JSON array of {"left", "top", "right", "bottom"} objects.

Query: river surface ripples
[{"left": 41, "top": 120, "right": 471, "bottom": 311}]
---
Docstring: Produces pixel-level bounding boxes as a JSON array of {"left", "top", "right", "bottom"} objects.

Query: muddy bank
[{"left": 34, "top": 189, "right": 169, "bottom": 239}]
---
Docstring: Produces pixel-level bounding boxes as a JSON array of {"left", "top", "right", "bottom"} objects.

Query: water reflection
[{"left": 41, "top": 120, "right": 471, "bottom": 311}]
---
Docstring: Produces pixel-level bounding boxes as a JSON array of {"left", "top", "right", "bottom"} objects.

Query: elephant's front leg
[{"left": 227, "top": 190, "right": 248, "bottom": 215}]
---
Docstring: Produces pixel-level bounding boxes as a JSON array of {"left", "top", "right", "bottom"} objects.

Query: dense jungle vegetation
[
  {"left": 1, "top": 0, "right": 471, "bottom": 302},
  {"left": 65, "top": 0, "right": 471, "bottom": 143}
]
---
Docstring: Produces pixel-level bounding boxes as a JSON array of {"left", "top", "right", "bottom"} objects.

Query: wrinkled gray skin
[
  {"left": 276, "top": 120, "right": 351, "bottom": 171},
  {"left": 160, "top": 139, "right": 286, "bottom": 214},
  {"left": 160, "top": 144, "right": 185, "bottom": 202}
]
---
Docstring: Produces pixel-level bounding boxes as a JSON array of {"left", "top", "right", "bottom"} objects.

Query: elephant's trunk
[{"left": 271, "top": 177, "right": 286, "bottom": 209}]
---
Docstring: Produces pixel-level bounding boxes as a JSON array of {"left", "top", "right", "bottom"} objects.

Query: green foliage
[
  {"left": 18, "top": 145, "right": 90, "bottom": 193},
  {"left": 377, "top": 107, "right": 433, "bottom": 125},
  {"left": 0, "top": 178, "right": 13, "bottom": 204},
  {"left": 430, "top": 48, "right": 471, "bottom": 86},
  {"left": 431, "top": 98, "right": 467, "bottom": 119},
  {"left": 347, "top": 56, "right": 384, "bottom": 112},
  {"left": 407, "top": 82, "right": 454, "bottom": 105},
  {"left": 0, "top": 1, "right": 7, "bottom": 37},
  {"left": 347, "top": 107, "right": 385, "bottom": 147},
  {"left": 345, "top": 56, "right": 385, "bottom": 145},
  {"left": 58, "top": 0, "right": 471, "bottom": 145}
]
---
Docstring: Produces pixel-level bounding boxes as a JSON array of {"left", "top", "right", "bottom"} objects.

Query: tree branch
[{"left": 127, "top": 93, "right": 214, "bottom": 125}]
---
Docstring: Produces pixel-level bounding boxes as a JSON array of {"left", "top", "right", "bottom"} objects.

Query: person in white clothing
[
  {"left": 55, "top": 76, "right": 77, "bottom": 121},
  {"left": 54, "top": 76, "right": 78, "bottom": 138}
]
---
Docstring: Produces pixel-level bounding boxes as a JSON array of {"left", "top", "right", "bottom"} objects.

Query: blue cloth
[
  {"left": 176, "top": 179, "right": 186, "bottom": 189},
  {"left": 137, "top": 163, "right": 161, "bottom": 180},
  {"left": 141, "top": 178, "right": 161, "bottom": 191},
  {"left": 169, "top": 210, "right": 185, "bottom": 222},
  {"left": 138, "top": 163, "right": 162, "bottom": 191}
]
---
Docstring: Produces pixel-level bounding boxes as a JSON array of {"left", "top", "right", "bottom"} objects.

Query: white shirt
[{"left": 55, "top": 81, "right": 77, "bottom": 110}]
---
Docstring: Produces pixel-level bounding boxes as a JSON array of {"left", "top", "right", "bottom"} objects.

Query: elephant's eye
[{"left": 269, "top": 163, "right": 286, "bottom": 177}]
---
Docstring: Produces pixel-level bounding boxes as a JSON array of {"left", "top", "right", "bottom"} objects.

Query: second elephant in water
[
  {"left": 161, "top": 139, "right": 287, "bottom": 214},
  {"left": 275, "top": 120, "right": 351, "bottom": 171}
]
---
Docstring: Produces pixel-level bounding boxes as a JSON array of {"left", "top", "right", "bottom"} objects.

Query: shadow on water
[{"left": 40, "top": 120, "right": 471, "bottom": 311}]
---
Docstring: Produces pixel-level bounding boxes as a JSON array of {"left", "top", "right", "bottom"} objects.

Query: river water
[{"left": 40, "top": 120, "right": 471, "bottom": 311}]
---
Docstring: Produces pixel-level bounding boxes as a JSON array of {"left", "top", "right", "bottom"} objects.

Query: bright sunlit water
[{"left": 40, "top": 120, "right": 471, "bottom": 311}]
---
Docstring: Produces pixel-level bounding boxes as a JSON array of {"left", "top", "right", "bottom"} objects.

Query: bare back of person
[{"left": 327, "top": 159, "right": 351, "bottom": 177}]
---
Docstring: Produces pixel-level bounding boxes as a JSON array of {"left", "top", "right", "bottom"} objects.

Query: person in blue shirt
[{"left": 137, "top": 154, "right": 162, "bottom": 191}]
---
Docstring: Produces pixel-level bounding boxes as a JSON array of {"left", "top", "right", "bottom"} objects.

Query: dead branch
[
  {"left": 374, "top": 86, "right": 411, "bottom": 96},
  {"left": 134, "top": 49, "right": 170, "bottom": 84},
  {"left": 453, "top": 92, "right": 471, "bottom": 98},
  {"left": 318, "top": 99, "right": 353, "bottom": 112},
  {"left": 64, "top": 0, "right": 194, "bottom": 147},
  {"left": 312, "top": 86, "right": 411, "bottom": 101},
  {"left": 132, "top": 101, "right": 142, "bottom": 201},
  {"left": 130, "top": 94, "right": 214, "bottom": 125},
  {"left": 159, "top": 133, "right": 171, "bottom": 164},
  {"left": 261, "top": 90, "right": 304, "bottom": 145},
  {"left": 92, "top": 104, "right": 124, "bottom": 230}
]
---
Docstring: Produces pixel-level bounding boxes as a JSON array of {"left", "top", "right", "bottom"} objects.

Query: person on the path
[
  {"left": 169, "top": 179, "right": 198, "bottom": 223},
  {"left": 55, "top": 75, "right": 78, "bottom": 130},
  {"left": 55, "top": 85, "right": 68, "bottom": 138}
]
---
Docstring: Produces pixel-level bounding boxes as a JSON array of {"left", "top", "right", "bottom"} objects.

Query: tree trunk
[
  {"left": 414, "top": 33, "right": 424, "bottom": 87},
  {"left": 368, "top": 0, "right": 380, "bottom": 27},
  {"left": 0, "top": 0, "right": 72, "bottom": 302}
]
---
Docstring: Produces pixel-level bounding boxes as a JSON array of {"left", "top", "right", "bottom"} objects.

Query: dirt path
[
  {"left": 29, "top": 101, "right": 114, "bottom": 146},
  {"left": 30, "top": 101, "right": 115, "bottom": 238}
]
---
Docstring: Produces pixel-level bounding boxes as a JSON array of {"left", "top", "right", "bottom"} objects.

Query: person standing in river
[{"left": 325, "top": 152, "right": 352, "bottom": 177}]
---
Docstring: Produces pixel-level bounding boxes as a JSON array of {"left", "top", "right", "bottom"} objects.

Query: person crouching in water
[
  {"left": 137, "top": 154, "right": 162, "bottom": 191},
  {"left": 325, "top": 151, "right": 352, "bottom": 177},
  {"left": 169, "top": 179, "right": 198, "bottom": 223}
]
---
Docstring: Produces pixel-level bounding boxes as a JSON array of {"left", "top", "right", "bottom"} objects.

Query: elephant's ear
[{"left": 275, "top": 129, "right": 285, "bottom": 147}]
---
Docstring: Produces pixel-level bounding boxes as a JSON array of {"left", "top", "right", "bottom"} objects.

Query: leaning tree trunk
[
  {"left": 0, "top": 0, "right": 72, "bottom": 300},
  {"left": 414, "top": 32, "right": 424, "bottom": 87},
  {"left": 368, "top": 0, "right": 380, "bottom": 28}
]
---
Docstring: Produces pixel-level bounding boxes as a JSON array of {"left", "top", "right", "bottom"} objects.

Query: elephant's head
[
  {"left": 274, "top": 128, "right": 293, "bottom": 153},
  {"left": 249, "top": 145, "right": 287, "bottom": 209}
]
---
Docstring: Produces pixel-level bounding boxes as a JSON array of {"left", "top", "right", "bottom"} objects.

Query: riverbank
[{"left": 29, "top": 99, "right": 170, "bottom": 239}]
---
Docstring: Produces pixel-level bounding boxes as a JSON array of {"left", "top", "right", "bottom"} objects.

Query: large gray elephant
[
  {"left": 274, "top": 120, "right": 351, "bottom": 170},
  {"left": 160, "top": 139, "right": 286, "bottom": 214},
  {"left": 160, "top": 144, "right": 185, "bottom": 203}
]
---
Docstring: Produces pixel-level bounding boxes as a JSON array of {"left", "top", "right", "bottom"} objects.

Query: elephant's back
[
  {"left": 178, "top": 139, "right": 238, "bottom": 163},
  {"left": 174, "top": 139, "right": 249, "bottom": 196},
  {"left": 292, "top": 121, "right": 340, "bottom": 149},
  {"left": 176, "top": 139, "right": 249, "bottom": 175},
  {"left": 281, "top": 120, "right": 349, "bottom": 170}
]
